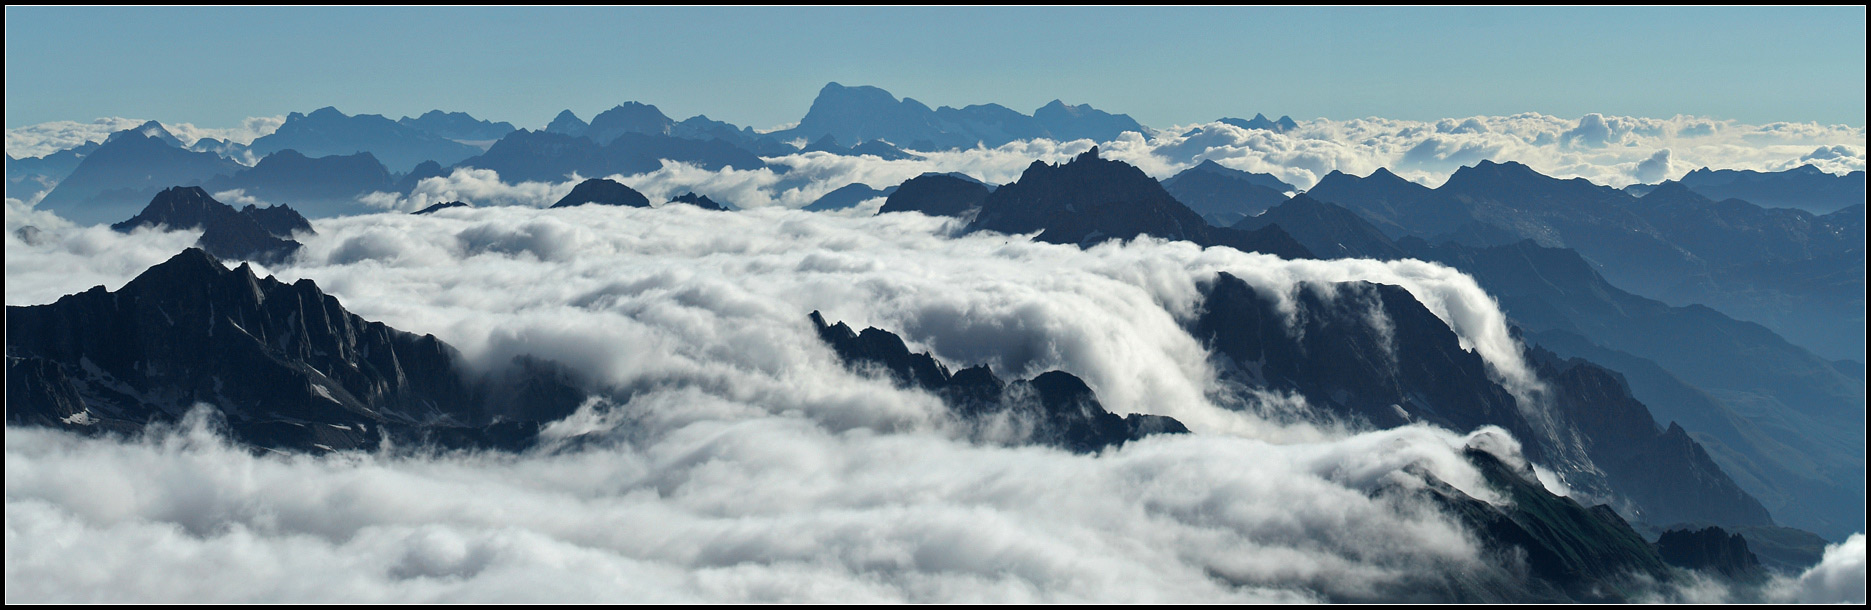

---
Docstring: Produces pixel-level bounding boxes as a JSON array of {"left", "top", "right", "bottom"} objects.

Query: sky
[{"left": 4, "top": 6, "right": 1865, "bottom": 132}]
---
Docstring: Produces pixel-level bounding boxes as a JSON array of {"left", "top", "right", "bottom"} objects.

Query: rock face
[
  {"left": 549, "top": 178, "right": 649, "bottom": 209},
  {"left": 965, "top": 147, "right": 1312, "bottom": 258},
  {"left": 4, "top": 248, "right": 585, "bottom": 452},
  {"left": 877, "top": 173, "right": 991, "bottom": 217},
  {"left": 666, "top": 192, "right": 727, "bottom": 211},
  {"left": 1193, "top": 271, "right": 1774, "bottom": 530},
  {"left": 111, "top": 186, "right": 310, "bottom": 264},
  {"left": 1159, "top": 159, "right": 1294, "bottom": 227},
  {"left": 809, "top": 312, "right": 1187, "bottom": 453},
  {"left": 1653, "top": 526, "right": 1767, "bottom": 581}
]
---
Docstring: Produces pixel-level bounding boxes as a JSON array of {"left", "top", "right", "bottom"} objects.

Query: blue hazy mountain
[
  {"left": 6, "top": 141, "right": 99, "bottom": 199},
  {"left": 802, "top": 182, "right": 897, "bottom": 212},
  {"left": 544, "top": 109, "right": 590, "bottom": 137},
  {"left": 1218, "top": 113, "right": 1301, "bottom": 133},
  {"left": 800, "top": 134, "right": 918, "bottom": 160},
  {"left": 1626, "top": 165, "right": 1867, "bottom": 215},
  {"left": 771, "top": 82, "right": 1147, "bottom": 150},
  {"left": 245, "top": 107, "right": 482, "bottom": 173},
  {"left": 878, "top": 173, "right": 991, "bottom": 217},
  {"left": 202, "top": 149, "right": 394, "bottom": 218},
  {"left": 965, "top": 147, "right": 1312, "bottom": 258},
  {"left": 1305, "top": 162, "right": 1866, "bottom": 361},
  {"left": 584, "top": 102, "right": 677, "bottom": 144},
  {"left": 452, "top": 129, "right": 767, "bottom": 185},
  {"left": 35, "top": 122, "right": 244, "bottom": 226},
  {"left": 1160, "top": 159, "right": 1297, "bottom": 226},
  {"left": 396, "top": 110, "right": 517, "bottom": 142},
  {"left": 549, "top": 178, "right": 649, "bottom": 208},
  {"left": 1232, "top": 194, "right": 1406, "bottom": 259}
]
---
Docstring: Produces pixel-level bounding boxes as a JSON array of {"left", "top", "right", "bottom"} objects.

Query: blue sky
[{"left": 5, "top": 6, "right": 1865, "bottom": 131}]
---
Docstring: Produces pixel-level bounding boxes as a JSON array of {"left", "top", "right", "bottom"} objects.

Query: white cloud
[
  {"left": 1770, "top": 533, "right": 1867, "bottom": 604},
  {"left": 5, "top": 203, "right": 1604, "bottom": 602}
]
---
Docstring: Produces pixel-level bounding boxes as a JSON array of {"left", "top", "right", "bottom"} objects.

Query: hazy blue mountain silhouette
[
  {"left": 544, "top": 109, "right": 589, "bottom": 137},
  {"left": 6, "top": 141, "right": 98, "bottom": 199},
  {"left": 453, "top": 129, "right": 767, "bottom": 184},
  {"left": 203, "top": 149, "right": 394, "bottom": 218},
  {"left": 549, "top": 178, "right": 649, "bottom": 208},
  {"left": 36, "top": 123, "right": 244, "bottom": 225},
  {"left": 1218, "top": 113, "right": 1300, "bottom": 133},
  {"left": 585, "top": 102, "right": 676, "bottom": 144},
  {"left": 397, "top": 110, "right": 517, "bottom": 142},
  {"left": 245, "top": 107, "right": 482, "bottom": 173},
  {"left": 1627, "top": 165, "right": 1867, "bottom": 215},
  {"left": 773, "top": 82, "right": 1147, "bottom": 150}
]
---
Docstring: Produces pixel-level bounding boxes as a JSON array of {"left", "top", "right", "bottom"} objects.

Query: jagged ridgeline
[{"left": 5, "top": 248, "right": 586, "bottom": 452}]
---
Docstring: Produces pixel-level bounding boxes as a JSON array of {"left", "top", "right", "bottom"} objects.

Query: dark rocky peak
[
  {"left": 808, "top": 311, "right": 1187, "bottom": 453},
  {"left": 1161, "top": 160, "right": 1297, "bottom": 227},
  {"left": 412, "top": 201, "right": 471, "bottom": 215},
  {"left": 1654, "top": 526, "right": 1767, "bottom": 581},
  {"left": 545, "top": 109, "right": 589, "bottom": 136},
  {"left": 1232, "top": 194, "right": 1405, "bottom": 260},
  {"left": 111, "top": 187, "right": 305, "bottom": 264},
  {"left": 6, "top": 248, "right": 586, "bottom": 452},
  {"left": 666, "top": 192, "right": 727, "bottom": 211},
  {"left": 878, "top": 172, "right": 991, "bottom": 217},
  {"left": 585, "top": 102, "right": 676, "bottom": 144},
  {"left": 550, "top": 178, "right": 649, "bottom": 209}
]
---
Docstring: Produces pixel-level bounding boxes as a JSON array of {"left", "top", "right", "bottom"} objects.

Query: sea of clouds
[{"left": 6, "top": 200, "right": 1862, "bottom": 602}]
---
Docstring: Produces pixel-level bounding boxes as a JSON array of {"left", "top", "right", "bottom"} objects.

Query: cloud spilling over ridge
[
  {"left": 5, "top": 197, "right": 203, "bottom": 306},
  {"left": 3, "top": 203, "right": 1603, "bottom": 602},
  {"left": 6, "top": 116, "right": 283, "bottom": 158}
]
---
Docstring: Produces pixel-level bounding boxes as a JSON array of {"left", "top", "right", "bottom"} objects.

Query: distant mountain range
[{"left": 1626, "top": 165, "right": 1866, "bottom": 215}]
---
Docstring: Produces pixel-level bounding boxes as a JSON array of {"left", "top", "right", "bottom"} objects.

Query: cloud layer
[{"left": 3, "top": 202, "right": 1618, "bottom": 602}]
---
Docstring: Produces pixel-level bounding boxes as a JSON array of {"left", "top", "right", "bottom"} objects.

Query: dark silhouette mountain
[
  {"left": 1232, "top": 194, "right": 1406, "bottom": 259},
  {"left": 1218, "top": 113, "right": 1300, "bottom": 133},
  {"left": 1161, "top": 160, "right": 1297, "bottom": 227},
  {"left": 411, "top": 201, "right": 470, "bottom": 215},
  {"left": 549, "top": 178, "right": 649, "bottom": 209},
  {"left": 1628, "top": 165, "right": 1867, "bottom": 215},
  {"left": 666, "top": 192, "right": 726, "bottom": 211},
  {"left": 878, "top": 173, "right": 991, "bottom": 217},
  {"left": 36, "top": 123, "right": 245, "bottom": 226},
  {"left": 396, "top": 110, "right": 517, "bottom": 142},
  {"left": 584, "top": 102, "right": 676, "bottom": 144},
  {"left": 1653, "top": 526, "right": 1767, "bottom": 581},
  {"left": 1301, "top": 168, "right": 1432, "bottom": 238},
  {"left": 1031, "top": 100, "right": 1147, "bottom": 143},
  {"left": 1193, "top": 271, "right": 1772, "bottom": 529},
  {"left": 802, "top": 183, "right": 897, "bottom": 212},
  {"left": 202, "top": 149, "right": 394, "bottom": 218},
  {"left": 5, "top": 248, "right": 585, "bottom": 452},
  {"left": 110, "top": 186, "right": 308, "bottom": 264},
  {"left": 454, "top": 129, "right": 768, "bottom": 184},
  {"left": 246, "top": 107, "right": 482, "bottom": 173},
  {"left": 544, "top": 109, "right": 589, "bottom": 137},
  {"left": 809, "top": 312, "right": 1187, "bottom": 453},
  {"left": 6, "top": 141, "right": 99, "bottom": 198},
  {"left": 965, "top": 148, "right": 1312, "bottom": 258}
]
